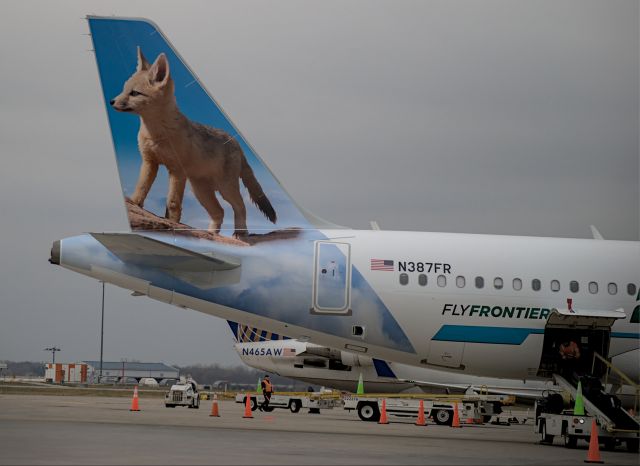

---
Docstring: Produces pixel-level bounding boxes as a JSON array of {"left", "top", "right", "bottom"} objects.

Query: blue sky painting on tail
[{"left": 88, "top": 17, "right": 310, "bottom": 235}]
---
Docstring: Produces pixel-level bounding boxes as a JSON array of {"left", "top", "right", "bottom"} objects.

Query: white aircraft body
[
  {"left": 229, "top": 322, "right": 559, "bottom": 397},
  {"left": 51, "top": 17, "right": 639, "bottom": 389}
]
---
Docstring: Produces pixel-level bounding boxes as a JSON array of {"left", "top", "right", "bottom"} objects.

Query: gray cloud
[{"left": 0, "top": 0, "right": 637, "bottom": 365}]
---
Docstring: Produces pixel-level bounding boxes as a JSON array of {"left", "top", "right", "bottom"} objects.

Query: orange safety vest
[
  {"left": 263, "top": 379, "right": 273, "bottom": 393},
  {"left": 560, "top": 341, "right": 579, "bottom": 359}
]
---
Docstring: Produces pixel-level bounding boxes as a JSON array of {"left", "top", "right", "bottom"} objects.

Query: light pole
[
  {"left": 99, "top": 281, "right": 105, "bottom": 384},
  {"left": 44, "top": 347, "right": 61, "bottom": 365}
]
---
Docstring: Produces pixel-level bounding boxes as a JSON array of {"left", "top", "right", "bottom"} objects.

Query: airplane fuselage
[{"left": 53, "top": 228, "right": 639, "bottom": 381}]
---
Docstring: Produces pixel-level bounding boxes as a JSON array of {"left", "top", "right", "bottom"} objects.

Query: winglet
[{"left": 590, "top": 225, "right": 604, "bottom": 240}]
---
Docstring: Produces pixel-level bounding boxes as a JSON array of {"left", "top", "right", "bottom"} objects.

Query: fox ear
[
  {"left": 148, "top": 53, "right": 170, "bottom": 86},
  {"left": 136, "top": 46, "right": 150, "bottom": 72}
]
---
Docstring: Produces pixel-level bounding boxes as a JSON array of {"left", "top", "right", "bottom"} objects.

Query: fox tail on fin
[{"left": 240, "top": 157, "right": 277, "bottom": 224}]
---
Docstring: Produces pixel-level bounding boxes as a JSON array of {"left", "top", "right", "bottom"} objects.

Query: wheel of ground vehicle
[
  {"left": 433, "top": 409, "right": 453, "bottom": 426},
  {"left": 482, "top": 415, "right": 493, "bottom": 424},
  {"left": 165, "top": 404, "right": 175, "bottom": 408},
  {"left": 289, "top": 399, "right": 302, "bottom": 413},
  {"left": 539, "top": 421, "right": 554, "bottom": 445},
  {"left": 193, "top": 397, "right": 200, "bottom": 409},
  {"left": 564, "top": 435, "right": 578, "bottom": 449},
  {"left": 601, "top": 438, "right": 616, "bottom": 451},
  {"left": 249, "top": 397, "right": 258, "bottom": 411},
  {"left": 357, "top": 402, "right": 380, "bottom": 422},
  {"left": 626, "top": 438, "right": 639, "bottom": 453},
  {"left": 263, "top": 405, "right": 275, "bottom": 412}
]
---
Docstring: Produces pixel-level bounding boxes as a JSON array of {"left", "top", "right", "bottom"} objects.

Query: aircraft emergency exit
[{"left": 50, "top": 17, "right": 639, "bottom": 384}]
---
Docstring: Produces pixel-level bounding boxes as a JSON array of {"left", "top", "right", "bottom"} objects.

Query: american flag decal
[
  {"left": 283, "top": 348, "right": 297, "bottom": 357},
  {"left": 371, "top": 259, "right": 394, "bottom": 271}
]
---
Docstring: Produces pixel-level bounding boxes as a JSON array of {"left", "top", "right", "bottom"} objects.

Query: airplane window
[
  {"left": 456, "top": 276, "right": 465, "bottom": 288},
  {"left": 437, "top": 275, "right": 447, "bottom": 287},
  {"left": 399, "top": 273, "right": 409, "bottom": 286},
  {"left": 475, "top": 276, "right": 484, "bottom": 289},
  {"left": 570, "top": 281, "right": 579, "bottom": 293},
  {"left": 494, "top": 277, "right": 503, "bottom": 289},
  {"left": 607, "top": 283, "right": 617, "bottom": 295},
  {"left": 512, "top": 278, "right": 522, "bottom": 290},
  {"left": 532, "top": 279, "right": 541, "bottom": 291},
  {"left": 551, "top": 280, "right": 560, "bottom": 292},
  {"left": 628, "top": 283, "right": 637, "bottom": 296},
  {"left": 588, "top": 281, "right": 598, "bottom": 294},
  {"left": 418, "top": 274, "right": 427, "bottom": 286}
]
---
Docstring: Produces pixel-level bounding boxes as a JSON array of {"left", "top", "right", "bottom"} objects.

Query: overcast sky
[{"left": 0, "top": 1, "right": 637, "bottom": 367}]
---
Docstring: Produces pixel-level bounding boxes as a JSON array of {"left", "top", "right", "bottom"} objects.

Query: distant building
[
  {"left": 83, "top": 361, "right": 179, "bottom": 384},
  {"left": 45, "top": 363, "right": 88, "bottom": 384}
]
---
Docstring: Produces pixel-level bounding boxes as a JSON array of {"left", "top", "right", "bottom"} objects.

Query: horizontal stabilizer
[{"left": 91, "top": 233, "right": 240, "bottom": 272}]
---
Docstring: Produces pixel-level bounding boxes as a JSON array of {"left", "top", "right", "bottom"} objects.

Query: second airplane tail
[{"left": 227, "top": 321, "right": 292, "bottom": 343}]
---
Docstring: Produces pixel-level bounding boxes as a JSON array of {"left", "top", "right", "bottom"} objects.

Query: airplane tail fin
[
  {"left": 227, "top": 321, "right": 291, "bottom": 343},
  {"left": 87, "top": 16, "right": 334, "bottom": 236}
]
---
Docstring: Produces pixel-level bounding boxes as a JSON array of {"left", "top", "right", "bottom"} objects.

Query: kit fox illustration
[{"left": 110, "top": 47, "right": 277, "bottom": 237}]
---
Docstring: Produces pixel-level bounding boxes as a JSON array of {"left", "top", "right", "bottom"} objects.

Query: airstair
[
  {"left": 534, "top": 306, "right": 639, "bottom": 451},
  {"left": 554, "top": 369, "right": 639, "bottom": 434}
]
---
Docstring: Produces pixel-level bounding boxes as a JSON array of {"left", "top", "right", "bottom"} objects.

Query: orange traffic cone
[
  {"left": 584, "top": 419, "right": 604, "bottom": 463},
  {"left": 209, "top": 393, "right": 220, "bottom": 417},
  {"left": 378, "top": 399, "right": 389, "bottom": 424},
  {"left": 129, "top": 385, "right": 140, "bottom": 412},
  {"left": 451, "top": 402, "right": 461, "bottom": 428},
  {"left": 415, "top": 399, "right": 426, "bottom": 426},
  {"left": 242, "top": 394, "right": 253, "bottom": 419}
]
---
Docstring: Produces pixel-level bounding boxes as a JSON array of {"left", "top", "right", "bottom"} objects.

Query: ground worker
[
  {"left": 558, "top": 340, "right": 581, "bottom": 380},
  {"left": 559, "top": 340, "right": 581, "bottom": 360},
  {"left": 260, "top": 374, "right": 273, "bottom": 411}
]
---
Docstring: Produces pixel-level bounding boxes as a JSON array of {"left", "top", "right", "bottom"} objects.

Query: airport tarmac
[{"left": 0, "top": 394, "right": 637, "bottom": 465}]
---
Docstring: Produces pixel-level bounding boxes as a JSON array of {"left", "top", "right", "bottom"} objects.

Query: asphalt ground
[{"left": 0, "top": 394, "right": 637, "bottom": 465}]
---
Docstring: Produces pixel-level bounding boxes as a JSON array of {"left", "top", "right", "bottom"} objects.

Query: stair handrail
[{"left": 592, "top": 351, "right": 639, "bottom": 416}]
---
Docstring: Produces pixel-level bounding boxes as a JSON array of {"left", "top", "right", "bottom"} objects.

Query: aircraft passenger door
[{"left": 311, "top": 241, "right": 352, "bottom": 315}]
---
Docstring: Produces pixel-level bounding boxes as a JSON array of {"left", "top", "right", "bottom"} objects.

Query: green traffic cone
[
  {"left": 573, "top": 381, "right": 585, "bottom": 415},
  {"left": 257, "top": 377, "right": 261, "bottom": 393},
  {"left": 356, "top": 372, "right": 364, "bottom": 395}
]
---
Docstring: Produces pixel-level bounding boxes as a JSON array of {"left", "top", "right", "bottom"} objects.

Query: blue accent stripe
[
  {"left": 611, "top": 332, "right": 640, "bottom": 339},
  {"left": 372, "top": 359, "right": 396, "bottom": 378},
  {"left": 433, "top": 325, "right": 544, "bottom": 345}
]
